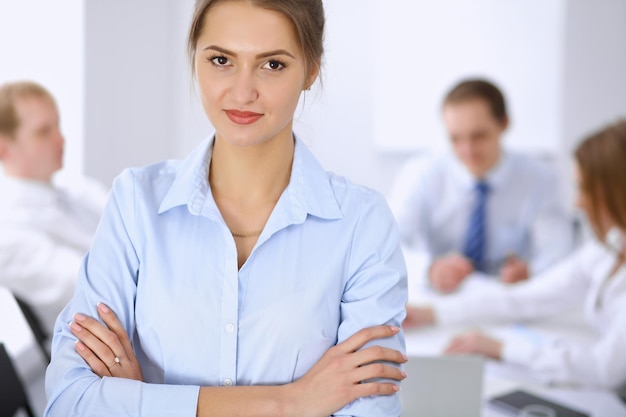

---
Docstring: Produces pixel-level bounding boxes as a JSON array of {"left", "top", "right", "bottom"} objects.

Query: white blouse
[{"left": 434, "top": 232, "right": 626, "bottom": 394}]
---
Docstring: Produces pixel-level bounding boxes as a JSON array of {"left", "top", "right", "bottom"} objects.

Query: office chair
[
  {"left": 14, "top": 295, "right": 51, "bottom": 363},
  {"left": 0, "top": 342, "right": 36, "bottom": 417}
]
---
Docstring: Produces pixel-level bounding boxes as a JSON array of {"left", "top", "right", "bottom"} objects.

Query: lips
[{"left": 225, "top": 109, "right": 263, "bottom": 125}]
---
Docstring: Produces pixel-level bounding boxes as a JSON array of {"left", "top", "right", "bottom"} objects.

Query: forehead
[
  {"left": 198, "top": 2, "right": 300, "bottom": 54},
  {"left": 14, "top": 95, "right": 57, "bottom": 127},
  {"left": 443, "top": 99, "right": 496, "bottom": 127}
]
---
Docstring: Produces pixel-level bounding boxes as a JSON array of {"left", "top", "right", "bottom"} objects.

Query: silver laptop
[{"left": 399, "top": 355, "right": 485, "bottom": 417}]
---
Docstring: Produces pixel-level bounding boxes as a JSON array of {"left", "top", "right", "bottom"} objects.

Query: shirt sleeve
[
  {"left": 527, "top": 161, "right": 574, "bottom": 274},
  {"left": 502, "top": 308, "right": 626, "bottom": 389},
  {"left": 435, "top": 243, "right": 594, "bottom": 326},
  {"left": 44, "top": 170, "right": 200, "bottom": 417},
  {"left": 333, "top": 192, "right": 408, "bottom": 417}
]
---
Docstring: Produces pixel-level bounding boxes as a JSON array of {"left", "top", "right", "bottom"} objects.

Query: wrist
[
  {"left": 426, "top": 307, "right": 436, "bottom": 325},
  {"left": 281, "top": 382, "right": 304, "bottom": 417}
]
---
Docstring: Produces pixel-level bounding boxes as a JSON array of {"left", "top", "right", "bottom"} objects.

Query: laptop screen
[{"left": 399, "top": 355, "right": 485, "bottom": 417}]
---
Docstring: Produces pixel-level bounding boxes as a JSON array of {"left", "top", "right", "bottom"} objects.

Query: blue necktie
[{"left": 463, "top": 181, "right": 490, "bottom": 271}]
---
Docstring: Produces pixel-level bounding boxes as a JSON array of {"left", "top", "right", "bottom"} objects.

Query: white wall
[
  {"left": 83, "top": 0, "right": 178, "bottom": 184},
  {"left": 5, "top": 0, "right": 623, "bottom": 199},
  {"left": 562, "top": 0, "right": 626, "bottom": 153},
  {"left": 0, "top": 0, "right": 85, "bottom": 176},
  {"left": 373, "top": 1, "right": 567, "bottom": 155}
]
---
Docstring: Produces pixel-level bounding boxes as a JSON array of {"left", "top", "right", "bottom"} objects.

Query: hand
[
  {"left": 500, "top": 256, "right": 529, "bottom": 284},
  {"left": 429, "top": 254, "right": 474, "bottom": 293},
  {"left": 403, "top": 305, "right": 435, "bottom": 329},
  {"left": 287, "top": 325, "right": 408, "bottom": 417},
  {"left": 70, "top": 303, "right": 144, "bottom": 381},
  {"left": 443, "top": 330, "right": 502, "bottom": 360}
]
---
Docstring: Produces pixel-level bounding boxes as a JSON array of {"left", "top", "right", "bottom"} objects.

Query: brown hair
[
  {"left": 0, "top": 81, "right": 55, "bottom": 139},
  {"left": 575, "top": 119, "right": 626, "bottom": 239},
  {"left": 187, "top": 0, "right": 324, "bottom": 80},
  {"left": 443, "top": 79, "right": 508, "bottom": 124}
]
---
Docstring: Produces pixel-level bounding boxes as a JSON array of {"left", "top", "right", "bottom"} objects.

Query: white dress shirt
[
  {"left": 44, "top": 137, "right": 407, "bottom": 417},
  {"left": 0, "top": 175, "right": 107, "bottom": 332},
  {"left": 388, "top": 150, "right": 574, "bottom": 282},
  {"left": 434, "top": 232, "right": 626, "bottom": 395}
]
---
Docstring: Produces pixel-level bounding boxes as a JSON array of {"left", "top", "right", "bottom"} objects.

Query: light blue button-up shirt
[{"left": 45, "top": 137, "right": 407, "bottom": 417}]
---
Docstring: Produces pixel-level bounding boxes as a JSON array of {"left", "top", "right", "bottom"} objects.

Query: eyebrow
[{"left": 203, "top": 45, "right": 295, "bottom": 60}]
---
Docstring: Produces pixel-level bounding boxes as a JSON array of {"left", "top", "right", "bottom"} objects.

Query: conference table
[{"left": 403, "top": 251, "right": 626, "bottom": 417}]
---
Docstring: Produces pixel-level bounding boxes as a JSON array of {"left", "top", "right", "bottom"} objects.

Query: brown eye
[
  {"left": 262, "top": 60, "right": 286, "bottom": 71},
  {"left": 210, "top": 56, "right": 230, "bottom": 66}
]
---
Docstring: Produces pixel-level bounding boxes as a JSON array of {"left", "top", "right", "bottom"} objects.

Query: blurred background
[
  {"left": 0, "top": 1, "right": 625, "bottom": 415},
  {"left": 1, "top": 0, "right": 625, "bottom": 205}
]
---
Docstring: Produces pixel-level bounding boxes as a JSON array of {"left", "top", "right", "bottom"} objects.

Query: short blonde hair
[{"left": 0, "top": 81, "right": 55, "bottom": 139}]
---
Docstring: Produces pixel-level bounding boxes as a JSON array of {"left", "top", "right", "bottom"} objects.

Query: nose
[
  {"left": 231, "top": 69, "right": 259, "bottom": 104},
  {"left": 56, "top": 129, "right": 65, "bottom": 145},
  {"left": 454, "top": 137, "right": 474, "bottom": 158}
]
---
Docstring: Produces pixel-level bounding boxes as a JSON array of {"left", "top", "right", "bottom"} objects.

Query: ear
[
  {"left": 500, "top": 116, "right": 510, "bottom": 131},
  {"left": 303, "top": 64, "right": 320, "bottom": 91},
  {"left": 0, "top": 134, "right": 8, "bottom": 159}
]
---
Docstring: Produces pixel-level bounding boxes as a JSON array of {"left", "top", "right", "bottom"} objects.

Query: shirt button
[
  {"left": 225, "top": 323, "right": 235, "bottom": 333},
  {"left": 224, "top": 378, "right": 233, "bottom": 386}
]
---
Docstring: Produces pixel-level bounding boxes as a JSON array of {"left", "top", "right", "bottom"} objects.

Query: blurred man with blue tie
[{"left": 389, "top": 79, "right": 573, "bottom": 293}]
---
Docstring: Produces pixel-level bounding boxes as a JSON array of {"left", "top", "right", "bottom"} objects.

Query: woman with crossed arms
[{"left": 44, "top": 1, "right": 407, "bottom": 416}]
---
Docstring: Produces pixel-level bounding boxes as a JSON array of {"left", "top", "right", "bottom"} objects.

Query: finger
[
  {"left": 336, "top": 326, "right": 401, "bottom": 353},
  {"left": 70, "top": 319, "right": 122, "bottom": 367},
  {"left": 97, "top": 303, "right": 133, "bottom": 355},
  {"left": 75, "top": 341, "right": 111, "bottom": 378},
  {"left": 352, "top": 345, "right": 408, "bottom": 367},
  {"left": 353, "top": 361, "right": 407, "bottom": 383},
  {"left": 74, "top": 313, "right": 126, "bottom": 358},
  {"left": 443, "top": 336, "right": 465, "bottom": 354},
  {"left": 352, "top": 381, "right": 401, "bottom": 400}
]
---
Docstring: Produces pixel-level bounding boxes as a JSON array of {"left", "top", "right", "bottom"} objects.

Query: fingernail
[
  {"left": 402, "top": 354, "right": 408, "bottom": 362},
  {"left": 70, "top": 322, "right": 82, "bottom": 332},
  {"left": 389, "top": 326, "right": 400, "bottom": 332},
  {"left": 75, "top": 341, "right": 85, "bottom": 351},
  {"left": 401, "top": 371, "right": 407, "bottom": 378},
  {"left": 98, "top": 302, "right": 110, "bottom": 313},
  {"left": 393, "top": 385, "right": 400, "bottom": 392},
  {"left": 75, "top": 313, "right": 86, "bottom": 322}
]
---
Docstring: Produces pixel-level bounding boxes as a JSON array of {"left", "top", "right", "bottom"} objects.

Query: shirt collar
[
  {"left": 158, "top": 135, "right": 343, "bottom": 223},
  {"left": 449, "top": 149, "right": 511, "bottom": 192},
  {"left": 0, "top": 174, "right": 59, "bottom": 206}
]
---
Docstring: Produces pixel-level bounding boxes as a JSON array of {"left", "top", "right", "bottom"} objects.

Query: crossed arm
[{"left": 70, "top": 303, "right": 407, "bottom": 417}]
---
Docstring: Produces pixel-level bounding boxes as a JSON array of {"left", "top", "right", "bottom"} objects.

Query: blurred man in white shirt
[
  {"left": 0, "top": 80, "right": 107, "bottom": 333},
  {"left": 389, "top": 79, "right": 573, "bottom": 293}
]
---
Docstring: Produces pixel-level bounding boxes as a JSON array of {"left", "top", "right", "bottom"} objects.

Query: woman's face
[{"left": 194, "top": 1, "right": 315, "bottom": 148}]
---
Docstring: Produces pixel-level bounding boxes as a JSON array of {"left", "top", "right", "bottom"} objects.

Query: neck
[
  {"left": 471, "top": 148, "right": 502, "bottom": 179},
  {"left": 209, "top": 135, "right": 294, "bottom": 206},
  {"left": 2, "top": 168, "right": 53, "bottom": 185}
]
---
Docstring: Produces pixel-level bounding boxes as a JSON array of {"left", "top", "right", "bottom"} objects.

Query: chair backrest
[
  {"left": 0, "top": 342, "right": 36, "bottom": 417},
  {"left": 15, "top": 295, "right": 51, "bottom": 362}
]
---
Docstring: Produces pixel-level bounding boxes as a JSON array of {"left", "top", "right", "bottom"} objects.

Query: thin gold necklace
[{"left": 231, "top": 229, "right": 263, "bottom": 238}]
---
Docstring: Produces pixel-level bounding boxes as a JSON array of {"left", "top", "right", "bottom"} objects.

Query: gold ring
[{"left": 108, "top": 357, "right": 121, "bottom": 369}]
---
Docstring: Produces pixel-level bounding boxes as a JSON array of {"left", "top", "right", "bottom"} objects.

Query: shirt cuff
[
  {"left": 501, "top": 337, "right": 539, "bottom": 366},
  {"left": 141, "top": 382, "right": 200, "bottom": 417}
]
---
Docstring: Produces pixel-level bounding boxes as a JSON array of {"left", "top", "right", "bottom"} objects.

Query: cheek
[
  {"left": 269, "top": 82, "right": 303, "bottom": 116},
  {"left": 575, "top": 192, "right": 588, "bottom": 212}
]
